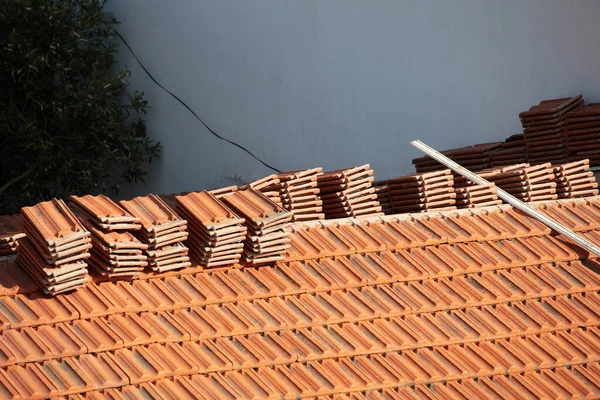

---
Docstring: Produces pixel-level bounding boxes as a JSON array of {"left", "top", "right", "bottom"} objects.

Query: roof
[{"left": 0, "top": 196, "right": 600, "bottom": 398}]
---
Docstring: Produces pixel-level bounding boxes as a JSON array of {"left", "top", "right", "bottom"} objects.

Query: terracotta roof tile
[
  {"left": 69, "top": 194, "right": 141, "bottom": 230},
  {"left": 1, "top": 196, "right": 600, "bottom": 396}
]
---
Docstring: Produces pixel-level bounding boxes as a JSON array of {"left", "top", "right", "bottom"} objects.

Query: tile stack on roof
[
  {"left": 221, "top": 188, "right": 292, "bottom": 264},
  {"left": 70, "top": 195, "right": 142, "bottom": 231},
  {"left": 489, "top": 134, "right": 528, "bottom": 167},
  {"left": 476, "top": 163, "right": 558, "bottom": 202},
  {"left": 373, "top": 181, "right": 392, "bottom": 214},
  {"left": 385, "top": 169, "right": 456, "bottom": 213},
  {"left": 1, "top": 197, "right": 600, "bottom": 398},
  {"left": 412, "top": 143, "right": 501, "bottom": 173},
  {"left": 241, "top": 174, "right": 283, "bottom": 207},
  {"left": 209, "top": 185, "right": 238, "bottom": 199},
  {"left": 565, "top": 103, "right": 600, "bottom": 166},
  {"left": 17, "top": 199, "right": 91, "bottom": 294},
  {"left": 519, "top": 94, "right": 583, "bottom": 165},
  {"left": 553, "top": 159, "right": 599, "bottom": 199},
  {"left": 69, "top": 195, "right": 147, "bottom": 280},
  {"left": 81, "top": 224, "right": 148, "bottom": 280},
  {"left": 275, "top": 168, "right": 324, "bottom": 221},
  {"left": 175, "top": 191, "right": 247, "bottom": 267},
  {"left": 157, "top": 193, "right": 181, "bottom": 210},
  {"left": 453, "top": 180, "right": 501, "bottom": 208},
  {"left": 317, "top": 164, "right": 383, "bottom": 218},
  {"left": 120, "top": 194, "right": 190, "bottom": 273},
  {"left": 0, "top": 215, "right": 25, "bottom": 257}
]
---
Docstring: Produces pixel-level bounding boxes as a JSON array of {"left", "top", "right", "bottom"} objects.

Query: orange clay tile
[
  {"left": 174, "top": 191, "right": 245, "bottom": 229},
  {"left": 119, "top": 194, "right": 185, "bottom": 234},
  {"left": 221, "top": 188, "right": 289, "bottom": 226},
  {"left": 21, "top": 199, "right": 89, "bottom": 247},
  {"left": 69, "top": 194, "right": 140, "bottom": 225},
  {"left": 0, "top": 214, "right": 25, "bottom": 243},
  {"left": 0, "top": 196, "right": 598, "bottom": 398}
]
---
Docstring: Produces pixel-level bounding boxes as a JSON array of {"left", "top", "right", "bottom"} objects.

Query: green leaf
[{"left": 0, "top": 0, "right": 161, "bottom": 213}]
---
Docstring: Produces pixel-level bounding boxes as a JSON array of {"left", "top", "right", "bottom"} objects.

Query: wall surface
[{"left": 107, "top": 0, "right": 600, "bottom": 197}]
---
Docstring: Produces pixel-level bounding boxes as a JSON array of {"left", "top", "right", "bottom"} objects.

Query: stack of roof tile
[
  {"left": 0, "top": 215, "right": 25, "bottom": 257},
  {"left": 477, "top": 163, "right": 558, "bottom": 202},
  {"left": 412, "top": 143, "right": 501, "bottom": 173},
  {"left": 565, "top": 103, "right": 600, "bottom": 166},
  {"left": 275, "top": 168, "right": 324, "bottom": 221},
  {"left": 489, "top": 134, "right": 528, "bottom": 167},
  {"left": 222, "top": 188, "right": 292, "bottom": 264},
  {"left": 175, "top": 191, "right": 247, "bottom": 267},
  {"left": 120, "top": 194, "right": 190, "bottom": 273},
  {"left": 373, "top": 181, "right": 392, "bottom": 214},
  {"left": 317, "top": 164, "right": 382, "bottom": 218},
  {"left": 158, "top": 193, "right": 180, "bottom": 210},
  {"left": 209, "top": 185, "right": 238, "bottom": 199},
  {"left": 519, "top": 94, "right": 583, "bottom": 165},
  {"left": 386, "top": 169, "right": 456, "bottom": 213},
  {"left": 17, "top": 199, "right": 91, "bottom": 294},
  {"left": 70, "top": 195, "right": 142, "bottom": 231},
  {"left": 82, "top": 223, "right": 148, "bottom": 280},
  {"left": 69, "top": 195, "right": 148, "bottom": 280},
  {"left": 241, "top": 174, "right": 283, "bottom": 207},
  {"left": 552, "top": 159, "right": 599, "bottom": 199},
  {"left": 453, "top": 180, "right": 502, "bottom": 208}
]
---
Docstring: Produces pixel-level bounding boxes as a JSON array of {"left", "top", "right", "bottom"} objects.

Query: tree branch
[{"left": 0, "top": 167, "right": 35, "bottom": 197}]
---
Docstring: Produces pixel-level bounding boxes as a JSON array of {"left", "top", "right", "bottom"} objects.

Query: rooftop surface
[{"left": 0, "top": 197, "right": 600, "bottom": 398}]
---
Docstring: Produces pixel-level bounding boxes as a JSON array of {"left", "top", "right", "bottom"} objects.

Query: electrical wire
[{"left": 114, "top": 30, "right": 281, "bottom": 173}]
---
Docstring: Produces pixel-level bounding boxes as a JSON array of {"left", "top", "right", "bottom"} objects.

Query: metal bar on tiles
[{"left": 411, "top": 139, "right": 600, "bottom": 257}]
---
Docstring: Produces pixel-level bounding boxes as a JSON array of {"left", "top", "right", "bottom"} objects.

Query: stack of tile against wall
[
  {"left": 274, "top": 168, "right": 324, "bottom": 221},
  {"left": 519, "top": 94, "right": 583, "bottom": 165},
  {"left": 317, "top": 164, "right": 383, "bottom": 218},
  {"left": 175, "top": 191, "right": 247, "bottom": 267},
  {"left": 553, "top": 159, "right": 599, "bottom": 199},
  {"left": 120, "top": 194, "right": 191, "bottom": 273},
  {"left": 453, "top": 180, "right": 501, "bottom": 208},
  {"left": 489, "top": 134, "right": 528, "bottom": 167},
  {"left": 240, "top": 175, "right": 283, "bottom": 207},
  {"left": 222, "top": 188, "right": 292, "bottom": 265},
  {"left": 384, "top": 170, "right": 457, "bottom": 213},
  {"left": 209, "top": 185, "right": 238, "bottom": 199},
  {"left": 0, "top": 215, "right": 25, "bottom": 257},
  {"left": 412, "top": 143, "right": 501, "bottom": 173},
  {"left": 244, "top": 169, "right": 324, "bottom": 221},
  {"left": 69, "top": 195, "right": 148, "bottom": 280},
  {"left": 565, "top": 103, "right": 600, "bottom": 166},
  {"left": 17, "top": 199, "right": 91, "bottom": 294},
  {"left": 373, "top": 181, "right": 392, "bottom": 214},
  {"left": 410, "top": 95, "right": 600, "bottom": 172},
  {"left": 473, "top": 163, "right": 558, "bottom": 202}
]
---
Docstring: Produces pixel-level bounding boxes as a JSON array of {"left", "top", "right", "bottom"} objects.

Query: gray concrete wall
[{"left": 108, "top": 0, "right": 600, "bottom": 197}]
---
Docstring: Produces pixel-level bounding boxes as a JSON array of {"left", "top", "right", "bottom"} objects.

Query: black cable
[{"left": 114, "top": 30, "right": 281, "bottom": 173}]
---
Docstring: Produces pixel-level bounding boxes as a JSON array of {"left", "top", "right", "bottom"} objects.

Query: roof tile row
[
  {"left": 1, "top": 287, "right": 598, "bottom": 372},
  {"left": 0, "top": 259, "right": 598, "bottom": 356},
  {"left": 2, "top": 195, "right": 600, "bottom": 397},
  {"left": 1, "top": 229, "right": 599, "bottom": 332},
  {"left": 72, "top": 362, "right": 600, "bottom": 400},
  {"left": 2, "top": 324, "right": 600, "bottom": 399}
]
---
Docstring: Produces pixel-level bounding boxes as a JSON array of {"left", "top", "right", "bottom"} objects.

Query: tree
[{"left": 0, "top": 0, "right": 161, "bottom": 214}]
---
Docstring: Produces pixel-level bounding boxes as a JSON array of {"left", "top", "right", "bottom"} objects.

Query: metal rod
[{"left": 411, "top": 139, "right": 600, "bottom": 257}]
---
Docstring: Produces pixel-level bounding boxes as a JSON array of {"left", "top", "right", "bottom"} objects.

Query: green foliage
[{"left": 0, "top": 0, "right": 161, "bottom": 214}]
